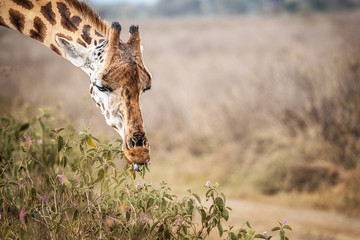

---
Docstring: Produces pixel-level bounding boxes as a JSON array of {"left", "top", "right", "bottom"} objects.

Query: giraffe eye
[
  {"left": 95, "top": 83, "right": 112, "bottom": 92},
  {"left": 143, "top": 86, "right": 151, "bottom": 93}
]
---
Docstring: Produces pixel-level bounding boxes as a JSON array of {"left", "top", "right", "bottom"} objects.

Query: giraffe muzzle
[{"left": 123, "top": 132, "right": 150, "bottom": 164}]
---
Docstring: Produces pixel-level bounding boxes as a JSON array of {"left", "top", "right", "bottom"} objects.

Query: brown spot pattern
[
  {"left": 9, "top": 9, "right": 25, "bottom": 33},
  {"left": 63, "top": 0, "right": 108, "bottom": 35},
  {"left": 81, "top": 25, "right": 92, "bottom": 45},
  {"left": 30, "top": 17, "right": 47, "bottom": 42},
  {"left": 56, "top": 33, "right": 73, "bottom": 41},
  {"left": 56, "top": 2, "right": 82, "bottom": 32},
  {"left": 11, "top": 0, "right": 34, "bottom": 10},
  {"left": 50, "top": 44, "right": 62, "bottom": 56},
  {"left": 76, "top": 38, "right": 86, "bottom": 47},
  {"left": 0, "top": 16, "right": 9, "bottom": 28},
  {"left": 95, "top": 30, "right": 103, "bottom": 37},
  {"left": 41, "top": 2, "right": 56, "bottom": 25}
]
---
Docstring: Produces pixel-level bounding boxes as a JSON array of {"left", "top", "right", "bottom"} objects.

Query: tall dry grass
[{"left": 1, "top": 10, "right": 360, "bottom": 214}]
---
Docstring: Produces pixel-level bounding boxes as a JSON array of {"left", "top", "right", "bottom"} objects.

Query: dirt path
[{"left": 221, "top": 199, "right": 360, "bottom": 240}]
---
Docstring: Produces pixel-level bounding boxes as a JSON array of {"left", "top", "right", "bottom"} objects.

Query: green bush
[{"left": 0, "top": 113, "right": 291, "bottom": 239}]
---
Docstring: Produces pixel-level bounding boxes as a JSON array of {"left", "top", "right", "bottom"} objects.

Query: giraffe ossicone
[{"left": 0, "top": 0, "right": 152, "bottom": 165}]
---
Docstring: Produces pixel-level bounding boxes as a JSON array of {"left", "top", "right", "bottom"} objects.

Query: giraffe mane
[{"left": 65, "top": 0, "right": 109, "bottom": 37}]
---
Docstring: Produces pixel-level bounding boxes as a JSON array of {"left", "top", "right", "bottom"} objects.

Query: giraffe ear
[{"left": 55, "top": 36, "right": 90, "bottom": 68}]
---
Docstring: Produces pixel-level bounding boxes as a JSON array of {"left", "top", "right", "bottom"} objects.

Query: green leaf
[
  {"left": 90, "top": 134, "right": 100, "bottom": 142},
  {"left": 164, "top": 229, "right": 171, "bottom": 239},
  {"left": 255, "top": 234, "right": 267, "bottom": 239},
  {"left": 73, "top": 210, "right": 79, "bottom": 221},
  {"left": 221, "top": 192, "right": 226, "bottom": 203},
  {"left": 19, "top": 123, "right": 29, "bottom": 132},
  {"left": 31, "top": 187, "right": 37, "bottom": 200},
  {"left": 94, "top": 227, "right": 101, "bottom": 236},
  {"left": 55, "top": 128, "right": 64, "bottom": 133},
  {"left": 246, "top": 221, "right": 252, "bottom": 229},
  {"left": 158, "top": 224, "right": 165, "bottom": 233},
  {"left": 222, "top": 208, "right": 229, "bottom": 221},
  {"left": 230, "top": 232, "right": 238, "bottom": 240},
  {"left": 193, "top": 193, "right": 201, "bottom": 204},
  {"left": 118, "top": 178, "right": 126, "bottom": 186},
  {"left": 211, "top": 218, "right": 218, "bottom": 228},
  {"left": 85, "top": 135, "right": 96, "bottom": 147},
  {"left": 206, "top": 188, "right": 213, "bottom": 198},
  {"left": 8, "top": 181, "right": 18, "bottom": 185},
  {"left": 145, "top": 161, "right": 150, "bottom": 172},
  {"left": 52, "top": 213, "right": 59, "bottom": 221},
  {"left": 271, "top": 227, "right": 281, "bottom": 231},
  {"left": 182, "top": 225, "right": 188, "bottom": 235},
  {"left": 200, "top": 209, "right": 206, "bottom": 223},
  {"left": 172, "top": 205, "right": 178, "bottom": 215},
  {"left": 283, "top": 225, "right": 292, "bottom": 231},
  {"left": 31, "top": 210, "right": 38, "bottom": 218},
  {"left": 96, "top": 169, "right": 105, "bottom": 182},
  {"left": 57, "top": 136, "right": 64, "bottom": 152},
  {"left": 280, "top": 230, "right": 285, "bottom": 240},
  {"left": 39, "top": 119, "right": 45, "bottom": 131},
  {"left": 5, "top": 188, "right": 13, "bottom": 201},
  {"left": 218, "top": 224, "right": 224, "bottom": 237},
  {"left": 160, "top": 190, "right": 164, "bottom": 199},
  {"left": 62, "top": 156, "right": 67, "bottom": 168},
  {"left": 107, "top": 150, "right": 113, "bottom": 160},
  {"left": 63, "top": 207, "right": 72, "bottom": 212},
  {"left": 210, "top": 189, "right": 215, "bottom": 199},
  {"left": 215, "top": 197, "right": 224, "bottom": 210}
]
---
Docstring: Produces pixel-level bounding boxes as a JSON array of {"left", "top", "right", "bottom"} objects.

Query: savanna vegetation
[{"left": 0, "top": 112, "right": 292, "bottom": 239}]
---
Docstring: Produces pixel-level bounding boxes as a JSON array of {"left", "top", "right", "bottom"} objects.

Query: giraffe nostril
[
  {"left": 129, "top": 136, "right": 146, "bottom": 149},
  {"left": 129, "top": 138, "right": 136, "bottom": 149}
]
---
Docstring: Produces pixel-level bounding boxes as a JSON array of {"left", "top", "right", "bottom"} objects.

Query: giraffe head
[{"left": 56, "top": 22, "right": 151, "bottom": 165}]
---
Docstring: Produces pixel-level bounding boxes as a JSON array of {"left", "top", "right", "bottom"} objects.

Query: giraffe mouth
[
  {"left": 123, "top": 146, "right": 151, "bottom": 165},
  {"left": 133, "top": 163, "right": 143, "bottom": 172},
  {"left": 120, "top": 130, "right": 150, "bottom": 165}
]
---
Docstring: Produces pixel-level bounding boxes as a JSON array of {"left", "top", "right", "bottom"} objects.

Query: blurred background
[{"left": 1, "top": 0, "right": 360, "bottom": 239}]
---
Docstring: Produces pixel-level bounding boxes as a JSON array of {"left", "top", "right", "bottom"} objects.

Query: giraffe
[{"left": 0, "top": 0, "right": 152, "bottom": 168}]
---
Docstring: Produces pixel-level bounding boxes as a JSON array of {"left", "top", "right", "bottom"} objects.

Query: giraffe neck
[{"left": 0, "top": 0, "right": 110, "bottom": 57}]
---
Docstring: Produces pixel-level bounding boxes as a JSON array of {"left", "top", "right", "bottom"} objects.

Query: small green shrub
[{"left": 0, "top": 113, "right": 292, "bottom": 239}]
